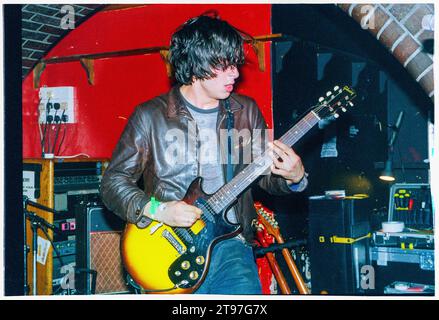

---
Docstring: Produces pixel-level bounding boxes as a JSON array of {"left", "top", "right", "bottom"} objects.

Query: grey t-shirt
[{"left": 184, "top": 99, "right": 237, "bottom": 224}]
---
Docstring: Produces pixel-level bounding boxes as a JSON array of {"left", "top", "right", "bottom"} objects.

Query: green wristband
[{"left": 149, "top": 197, "right": 160, "bottom": 216}]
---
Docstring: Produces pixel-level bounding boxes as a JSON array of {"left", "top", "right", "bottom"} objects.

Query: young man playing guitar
[{"left": 100, "top": 14, "right": 308, "bottom": 294}]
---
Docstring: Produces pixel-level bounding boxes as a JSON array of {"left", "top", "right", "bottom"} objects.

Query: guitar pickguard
[{"left": 122, "top": 193, "right": 241, "bottom": 293}]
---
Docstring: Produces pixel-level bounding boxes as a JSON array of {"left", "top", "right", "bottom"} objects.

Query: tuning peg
[
  {"left": 341, "top": 107, "right": 347, "bottom": 112},
  {"left": 333, "top": 85, "right": 339, "bottom": 91},
  {"left": 333, "top": 113, "right": 339, "bottom": 118},
  {"left": 318, "top": 97, "right": 324, "bottom": 102},
  {"left": 326, "top": 91, "right": 332, "bottom": 97},
  {"left": 348, "top": 101, "right": 354, "bottom": 107}
]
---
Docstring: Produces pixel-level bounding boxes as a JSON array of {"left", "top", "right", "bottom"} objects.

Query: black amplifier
[
  {"left": 54, "top": 161, "right": 104, "bottom": 192},
  {"left": 75, "top": 203, "right": 129, "bottom": 294},
  {"left": 53, "top": 218, "right": 76, "bottom": 242},
  {"left": 53, "top": 240, "right": 76, "bottom": 256},
  {"left": 52, "top": 254, "right": 76, "bottom": 295}
]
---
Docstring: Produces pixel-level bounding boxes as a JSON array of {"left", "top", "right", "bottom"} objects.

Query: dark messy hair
[{"left": 168, "top": 14, "right": 245, "bottom": 85}]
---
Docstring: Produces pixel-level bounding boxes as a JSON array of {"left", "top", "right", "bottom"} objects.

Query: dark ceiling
[{"left": 21, "top": 4, "right": 103, "bottom": 79}]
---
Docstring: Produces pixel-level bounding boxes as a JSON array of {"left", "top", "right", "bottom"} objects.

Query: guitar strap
[{"left": 224, "top": 98, "right": 234, "bottom": 183}]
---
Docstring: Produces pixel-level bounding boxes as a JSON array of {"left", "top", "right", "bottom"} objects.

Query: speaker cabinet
[
  {"left": 308, "top": 198, "right": 371, "bottom": 295},
  {"left": 75, "top": 204, "right": 130, "bottom": 294},
  {"left": 23, "top": 158, "right": 108, "bottom": 295}
]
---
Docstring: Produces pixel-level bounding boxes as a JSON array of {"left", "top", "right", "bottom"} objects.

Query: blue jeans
[{"left": 194, "top": 237, "right": 262, "bottom": 295}]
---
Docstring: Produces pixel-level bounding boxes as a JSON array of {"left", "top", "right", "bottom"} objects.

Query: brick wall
[
  {"left": 21, "top": 4, "right": 102, "bottom": 79},
  {"left": 338, "top": 3, "right": 434, "bottom": 100}
]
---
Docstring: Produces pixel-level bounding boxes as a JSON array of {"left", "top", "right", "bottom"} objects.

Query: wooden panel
[
  {"left": 24, "top": 159, "right": 54, "bottom": 295},
  {"left": 23, "top": 157, "right": 110, "bottom": 295}
]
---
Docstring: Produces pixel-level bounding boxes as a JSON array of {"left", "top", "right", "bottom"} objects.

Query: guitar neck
[
  {"left": 277, "top": 111, "right": 320, "bottom": 146},
  {"left": 208, "top": 111, "right": 320, "bottom": 213}
]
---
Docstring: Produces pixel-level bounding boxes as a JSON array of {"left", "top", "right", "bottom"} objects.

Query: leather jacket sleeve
[
  {"left": 251, "top": 99, "right": 308, "bottom": 195},
  {"left": 100, "top": 105, "right": 151, "bottom": 224}
]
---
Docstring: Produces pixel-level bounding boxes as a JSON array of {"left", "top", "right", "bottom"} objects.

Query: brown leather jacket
[{"left": 100, "top": 85, "right": 300, "bottom": 242}]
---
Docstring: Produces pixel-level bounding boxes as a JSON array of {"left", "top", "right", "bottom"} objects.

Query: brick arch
[
  {"left": 338, "top": 3, "right": 434, "bottom": 100},
  {"left": 22, "top": 4, "right": 106, "bottom": 78}
]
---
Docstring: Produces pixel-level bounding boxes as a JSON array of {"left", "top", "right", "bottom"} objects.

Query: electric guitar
[
  {"left": 255, "top": 202, "right": 310, "bottom": 294},
  {"left": 254, "top": 202, "right": 291, "bottom": 295},
  {"left": 121, "top": 85, "right": 356, "bottom": 293}
]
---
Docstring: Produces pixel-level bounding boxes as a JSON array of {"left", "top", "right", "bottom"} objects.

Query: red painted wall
[{"left": 22, "top": 4, "right": 273, "bottom": 158}]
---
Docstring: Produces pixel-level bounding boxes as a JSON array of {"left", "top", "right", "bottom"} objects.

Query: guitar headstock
[
  {"left": 313, "top": 85, "right": 356, "bottom": 120},
  {"left": 255, "top": 202, "right": 280, "bottom": 238}
]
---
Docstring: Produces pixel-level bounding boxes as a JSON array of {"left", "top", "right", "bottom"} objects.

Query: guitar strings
[
  {"left": 206, "top": 89, "right": 351, "bottom": 212},
  {"left": 208, "top": 115, "right": 313, "bottom": 211},
  {"left": 207, "top": 112, "right": 319, "bottom": 212}
]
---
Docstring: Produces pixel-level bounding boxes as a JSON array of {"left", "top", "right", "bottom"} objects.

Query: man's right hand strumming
[{"left": 143, "top": 200, "right": 202, "bottom": 227}]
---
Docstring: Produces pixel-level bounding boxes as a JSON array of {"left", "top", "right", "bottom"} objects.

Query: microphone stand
[
  {"left": 23, "top": 198, "right": 30, "bottom": 295},
  {"left": 387, "top": 111, "right": 405, "bottom": 150}
]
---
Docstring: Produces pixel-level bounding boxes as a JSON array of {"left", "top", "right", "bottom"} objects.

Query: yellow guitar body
[
  {"left": 121, "top": 218, "right": 207, "bottom": 294},
  {"left": 121, "top": 222, "right": 189, "bottom": 294}
]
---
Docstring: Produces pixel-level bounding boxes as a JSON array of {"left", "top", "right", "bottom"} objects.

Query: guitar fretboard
[{"left": 207, "top": 111, "right": 320, "bottom": 213}]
